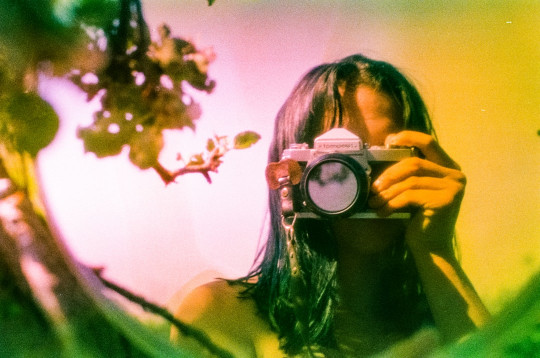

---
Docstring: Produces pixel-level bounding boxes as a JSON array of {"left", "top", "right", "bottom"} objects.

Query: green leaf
[
  {"left": 4, "top": 92, "right": 59, "bottom": 157},
  {"left": 208, "top": 0, "right": 216, "bottom": 6},
  {"left": 128, "top": 127, "right": 163, "bottom": 170},
  {"left": 206, "top": 138, "right": 215, "bottom": 152},
  {"left": 74, "top": 0, "right": 120, "bottom": 28},
  {"left": 233, "top": 131, "right": 260, "bottom": 149},
  {"left": 78, "top": 127, "right": 126, "bottom": 158}
]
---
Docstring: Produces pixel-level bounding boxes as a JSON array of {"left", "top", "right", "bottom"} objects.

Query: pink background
[{"left": 37, "top": 0, "right": 539, "bottom": 314}]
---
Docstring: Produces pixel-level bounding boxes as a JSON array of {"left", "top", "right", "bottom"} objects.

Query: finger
[
  {"left": 374, "top": 189, "right": 436, "bottom": 217},
  {"left": 368, "top": 176, "right": 450, "bottom": 208},
  {"left": 372, "top": 157, "right": 465, "bottom": 193},
  {"left": 375, "top": 185, "right": 463, "bottom": 217},
  {"left": 385, "top": 131, "right": 460, "bottom": 170}
]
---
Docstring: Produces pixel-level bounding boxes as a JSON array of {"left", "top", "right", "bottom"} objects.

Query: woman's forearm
[{"left": 409, "top": 242, "right": 491, "bottom": 342}]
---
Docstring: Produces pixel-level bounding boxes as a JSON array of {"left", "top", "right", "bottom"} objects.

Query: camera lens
[{"left": 301, "top": 154, "right": 369, "bottom": 217}]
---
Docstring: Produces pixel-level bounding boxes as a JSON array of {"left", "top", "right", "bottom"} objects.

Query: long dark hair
[{"left": 234, "top": 54, "right": 435, "bottom": 354}]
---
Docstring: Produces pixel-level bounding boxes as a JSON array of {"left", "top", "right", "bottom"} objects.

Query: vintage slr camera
[{"left": 280, "top": 128, "right": 418, "bottom": 219}]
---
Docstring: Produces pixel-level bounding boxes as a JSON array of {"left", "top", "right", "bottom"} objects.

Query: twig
[
  {"left": 96, "top": 271, "right": 234, "bottom": 358},
  {"left": 153, "top": 147, "right": 224, "bottom": 184}
]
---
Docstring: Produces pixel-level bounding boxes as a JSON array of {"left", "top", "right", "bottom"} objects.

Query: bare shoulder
[
  {"left": 172, "top": 280, "right": 241, "bottom": 322},
  {"left": 171, "top": 280, "right": 281, "bottom": 357}
]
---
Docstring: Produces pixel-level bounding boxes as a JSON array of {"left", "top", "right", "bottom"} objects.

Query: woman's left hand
[{"left": 368, "top": 130, "right": 466, "bottom": 255}]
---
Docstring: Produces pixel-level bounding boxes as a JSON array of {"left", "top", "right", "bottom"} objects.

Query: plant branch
[
  {"left": 95, "top": 271, "right": 234, "bottom": 358},
  {"left": 153, "top": 147, "right": 224, "bottom": 184}
]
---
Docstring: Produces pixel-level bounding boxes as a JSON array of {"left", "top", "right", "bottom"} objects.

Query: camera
[{"left": 279, "top": 128, "right": 418, "bottom": 219}]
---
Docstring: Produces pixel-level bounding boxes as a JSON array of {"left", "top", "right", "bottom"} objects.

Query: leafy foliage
[
  {"left": 69, "top": 0, "right": 257, "bottom": 183},
  {"left": 1, "top": 0, "right": 243, "bottom": 185},
  {"left": 71, "top": 0, "right": 215, "bottom": 169}
]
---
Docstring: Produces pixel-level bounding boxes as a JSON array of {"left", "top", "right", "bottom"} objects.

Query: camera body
[{"left": 280, "top": 128, "right": 418, "bottom": 219}]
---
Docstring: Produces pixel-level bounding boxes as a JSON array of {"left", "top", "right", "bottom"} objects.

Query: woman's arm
[
  {"left": 406, "top": 239, "right": 491, "bottom": 341},
  {"left": 369, "top": 130, "right": 491, "bottom": 342}
]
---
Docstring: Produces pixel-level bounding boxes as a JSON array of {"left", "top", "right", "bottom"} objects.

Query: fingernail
[
  {"left": 385, "top": 134, "right": 396, "bottom": 147},
  {"left": 372, "top": 179, "right": 382, "bottom": 192}
]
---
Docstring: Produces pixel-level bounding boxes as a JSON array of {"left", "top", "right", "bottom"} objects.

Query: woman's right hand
[{"left": 368, "top": 130, "right": 466, "bottom": 255}]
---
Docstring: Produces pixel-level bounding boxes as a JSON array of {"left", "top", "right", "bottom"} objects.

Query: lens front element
[{"left": 302, "top": 154, "right": 369, "bottom": 217}]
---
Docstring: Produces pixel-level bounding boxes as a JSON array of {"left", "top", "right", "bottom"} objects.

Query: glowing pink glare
[
  {"left": 96, "top": 32, "right": 107, "bottom": 51},
  {"left": 181, "top": 93, "right": 192, "bottom": 105},
  {"left": 108, "top": 123, "right": 121, "bottom": 134},
  {"left": 160, "top": 74, "right": 174, "bottom": 89},
  {"left": 83, "top": 25, "right": 107, "bottom": 51},
  {"left": 134, "top": 71, "right": 146, "bottom": 85},
  {"left": 81, "top": 72, "right": 99, "bottom": 84}
]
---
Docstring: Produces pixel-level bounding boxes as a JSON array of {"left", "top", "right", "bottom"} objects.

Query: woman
[{"left": 171, "top": 54, "right": 490, "bottom": 357}]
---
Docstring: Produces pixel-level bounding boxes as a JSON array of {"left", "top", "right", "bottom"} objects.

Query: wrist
[
  {"left": 405, "top": 212, "right": 457, "bottom": 259},
  {"left": 406, "top": 234, "right": 456, "bottom": 260}
]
